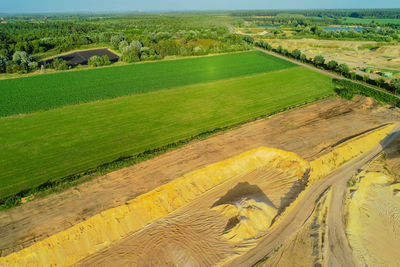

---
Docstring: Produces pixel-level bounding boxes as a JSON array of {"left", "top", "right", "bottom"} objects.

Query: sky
[{"left": 1, "top": 0, "right": 399, "bottom": 14}]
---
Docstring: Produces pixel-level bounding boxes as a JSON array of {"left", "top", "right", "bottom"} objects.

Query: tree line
[
  {"left": 0, "top": 15, "right": 251, "bottom": 74},
  {"left": 231, "top": 9, "right": 400, "bottom": 19},
  {"left": 255, "top": 40, "right": 400, "bottom": 95}
]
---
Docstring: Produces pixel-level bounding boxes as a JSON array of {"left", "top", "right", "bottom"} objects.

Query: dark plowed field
[{"left": 45, "top": 48, "right": 119, "bottom": 66}]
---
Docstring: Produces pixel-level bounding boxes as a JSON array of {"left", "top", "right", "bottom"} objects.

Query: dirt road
[
  {"left": 2, "top": 97, "right": 397, "bottom": 257},
  {"left": 228, "top": 124, "right": 400, "bottom": 266}
]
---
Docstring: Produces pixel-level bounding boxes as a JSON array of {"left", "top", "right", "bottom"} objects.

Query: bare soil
[{"left": 0, "top": 96, "right": 399, "bottom": 258}]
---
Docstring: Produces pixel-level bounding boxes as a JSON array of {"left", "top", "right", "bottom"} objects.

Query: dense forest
[
  {"left": 0, "top": 9, "right": 399, "bottom": 74},
  {"left": 0, "top": 15, "right": 251, "bottom": 73},
  {"left": 231, "top": 9, "right": 400, "bottom": 19}
]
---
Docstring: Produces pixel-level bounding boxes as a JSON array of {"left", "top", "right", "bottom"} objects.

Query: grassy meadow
[
  {"left": 0, "top": 66, "right": 334, "bottom": 199},
  {"left": 0, "top": 51, "right": 295, "bottom": 117}
]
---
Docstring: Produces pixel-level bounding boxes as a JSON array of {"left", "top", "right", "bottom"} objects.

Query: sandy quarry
[
  {"left": 344, "top": 135, "right": 400, "bottom": 267},
  {"left": 1, "top": 96, "right": 400, "bottom": 266},
  {"left": 267, "top": 39, "right": 400, "bottom": 79}
]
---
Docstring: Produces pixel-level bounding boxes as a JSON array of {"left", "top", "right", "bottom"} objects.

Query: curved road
[{"left": 227, "top": 124, "right": 400, "bottom": 267}]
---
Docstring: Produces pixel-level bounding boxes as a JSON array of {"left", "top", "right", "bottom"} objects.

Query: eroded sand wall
[
  {"left": 347, "top": 171, "right": 400, "bottom": 266},
  {"left": 309, "top": 124, "right": 396, "bottom": 183},
  {"left": 0, "top": 147, "right": 308, "bottom": 267}
]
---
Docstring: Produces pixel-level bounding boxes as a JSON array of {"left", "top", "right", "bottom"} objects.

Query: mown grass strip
[
  {"left": 0, "top": 51, "right": 295, "bottom": 117},
  {"left": 0, "top": 67, "right": 334, "bottom": 201}
]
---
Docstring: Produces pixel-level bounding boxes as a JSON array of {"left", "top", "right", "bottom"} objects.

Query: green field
[
  {"left": 0, "top": 51, "right": 295, "bottom": 117},
  {"left": 343, "top": 17, "right": 400, "bottom": 25},
  {"left": 0, "top": 66, "right": 334, "bottom": 199}
]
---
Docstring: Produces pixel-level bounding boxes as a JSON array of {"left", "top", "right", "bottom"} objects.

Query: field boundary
[
  {"left": 255, "top": 47, "right": 400, "bottom": 101},
  {"left": 0, "top": 94, "right": 334, "bottom": 210}
]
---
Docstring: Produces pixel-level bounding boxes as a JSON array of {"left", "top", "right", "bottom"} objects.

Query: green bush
[
  {"left": 51, "top": 58, "right": 69, "bottom": 70},
  {"left": 333, "top": 78, "right": 400, "bottom": 107},
  {"left": 88, "top": 55, "right": 111, "bottom": 67}
]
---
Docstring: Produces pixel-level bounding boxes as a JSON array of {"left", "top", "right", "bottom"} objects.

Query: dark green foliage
[
  {"left": 336, "top": 63, "right": 350, "bottom": 75},
  {"left": 313, "top": 55, "right": 325, "bottom": 67},
  {"left": 333, "top": 78, "right": 400, "bottom": 107},
  {"left": 327, "top": 60, "right": 338, "bottom": 70},
  {"left": 231, "top": 9, "right": 400, "bottom": 19},
  {"left": 2, "top": 195, "right": 21, "bottom": 209},
  {"left": 50, "top": 58, "right": 69, "bottom": 70},
  {"left": 390, "top": 79, "right": 400, "bottom": 94},
  {"left": 0, "top": 51, "right": 295, "bottom": 117},
  {"left": 291, "top": 49, "right": 301, "bottom": 59},
  {"left": 88, "top": 55, "right": 111, "bottom": 67},
  {"left": 0, "top": 15, "right": 253, "bottom": 68}
]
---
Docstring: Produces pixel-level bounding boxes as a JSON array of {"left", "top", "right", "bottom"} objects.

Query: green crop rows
[
  {"left": 0, "top": 66, "right": 334, "bottom": 200},
  {"left": 0, "top": 51, "right": 295, "bottom": 117}
]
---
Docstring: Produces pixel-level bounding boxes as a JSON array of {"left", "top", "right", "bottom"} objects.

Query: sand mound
[
  {"left": 346, "top": 171, "right": 400, "bottom": 266},
  {"left": 0, "top": 147, "right": 308, "bottom": 267},
  {"left": 211, "top": 182, "right": 278, "bottom": 242}
]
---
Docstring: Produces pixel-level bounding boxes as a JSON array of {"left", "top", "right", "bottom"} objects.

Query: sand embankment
[
  {"left": 0, "top": 147, "right": 307, "bottom": 266},
  {"left": 347, "top": 171, "right": 400, "bottom": 266}
]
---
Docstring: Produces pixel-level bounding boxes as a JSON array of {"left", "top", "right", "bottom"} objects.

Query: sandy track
[
  {"left": 75, "top": 165, "right": 303, "bottom": 266},
  {"left": 327, "top": 171, "right": 359, "bottom": 267},
  {"left": 228, "top": 124, "right": 400, "bottom": 266},
  {"left": 0, "top": 97, "right": 398, "bottom": 257}
]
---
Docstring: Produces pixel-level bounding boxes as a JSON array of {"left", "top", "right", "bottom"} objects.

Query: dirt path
[
  {"left": 75, "top": 164, "right": 302, "bottom": 266},
  {"left": 256, "top": 47, "right": 400, "bottom": 100},
  {"left": 327, "top": 172, "right": 359, "bottom": 267},
  {"left": 0, "top": 97, "right": 398, "bottom": 257},
  {"left": 228, "top": 124, "right": 400, "bottom": 266}
]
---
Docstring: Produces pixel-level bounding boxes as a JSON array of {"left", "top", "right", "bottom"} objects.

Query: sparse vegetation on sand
[
  {"left": 0, "top": 67, "right": 333, "bottom": 201},
  {"left": 0, "top": 51, "right": 295, "bottom": 117}
]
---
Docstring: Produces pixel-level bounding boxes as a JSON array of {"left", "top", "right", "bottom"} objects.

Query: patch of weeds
[{"left": 254, "top": 244, "right": 283, "bottom": 266}]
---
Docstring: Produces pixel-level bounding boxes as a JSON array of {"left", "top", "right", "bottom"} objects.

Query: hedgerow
[{"left": 333, "top": 78, "right": 400, "bottom": 106}]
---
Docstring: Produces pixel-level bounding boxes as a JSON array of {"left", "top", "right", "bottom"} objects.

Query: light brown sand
[{"left": 0, "top": 96, "right": 398, "bottom": 258}]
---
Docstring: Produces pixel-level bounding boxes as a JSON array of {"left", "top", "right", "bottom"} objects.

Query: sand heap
[
  {"left": 211, "top": 182, "right": 278, "bottom": 243},
  {"left": 0, "top": 147, "right": 308, "bottom": 267},
  {"left": 1, "top": 123, "right": 397, "bottom": 266},
  {"left": 347, "top": 171, "right": 400, "bottom": 266}
]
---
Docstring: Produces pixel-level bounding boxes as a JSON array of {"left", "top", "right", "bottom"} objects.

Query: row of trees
[
  {"left": 333, "top": 79, "right": 400, "bottom": 107},
  {"left": 255, "top": 40, "right": 400, "bottom": 95},
  {"left": 231, "top": 9, "right": 400, "bottom": 19},
  {"left": 112, "top": 34, "right": 252, "bottom": 63},
  {"left": 0, "top": 15, "right": 253, "bottom": 73}
]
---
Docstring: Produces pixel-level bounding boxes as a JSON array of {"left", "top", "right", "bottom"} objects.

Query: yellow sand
[
  {"left": 0, "top": 147, "right": 308, "bottom": 267},
  {"left": 263, "top": 189, "right": 331, "bottom": 267},
  {"left": 309, "top": 124, "right": 396, "bottom": 183},
  {"left": 2, "top": 124, "right": 395, "bottom": 266},
  {"left": 347, "top": 171, "right": 400, "bottom": 266},
  {"left": 212, "top": 199, "right": 277, "bottom": 243}
]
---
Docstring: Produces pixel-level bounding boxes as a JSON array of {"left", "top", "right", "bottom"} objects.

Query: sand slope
[{"left": 347, "top": 171, "right": 400, "bottom": 266}]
